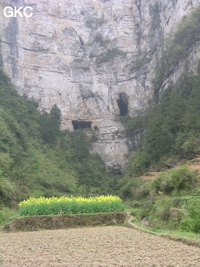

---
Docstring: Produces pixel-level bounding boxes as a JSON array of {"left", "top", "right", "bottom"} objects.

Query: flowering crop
[{"left": 18, "top": 195, "right": 124, "bottom": 216}]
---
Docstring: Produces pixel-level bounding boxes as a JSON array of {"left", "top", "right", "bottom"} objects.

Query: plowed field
[{"left": 1, "top": 226, "right": 200, "bottom": 266}]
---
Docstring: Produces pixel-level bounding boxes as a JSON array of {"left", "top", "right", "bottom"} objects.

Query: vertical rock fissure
[{"left": 5, "top": 17, "right": 18, "bottom": 80}]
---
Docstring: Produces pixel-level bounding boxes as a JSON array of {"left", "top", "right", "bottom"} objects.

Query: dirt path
[{"left": 1, "top": 226, "right": 200, "bottom": 267}]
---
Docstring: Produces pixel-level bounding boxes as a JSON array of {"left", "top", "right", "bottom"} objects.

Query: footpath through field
[{"left": 0, "top": 226, "right": 200, "bottom": 266}]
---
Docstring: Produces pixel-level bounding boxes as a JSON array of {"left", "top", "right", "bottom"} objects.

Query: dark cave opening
[
  {"left": 117, "top": 92, "right": 128, "bottom": 116},
  {"left": 72, "top": 120, "right": 92, "bottom": 130}
]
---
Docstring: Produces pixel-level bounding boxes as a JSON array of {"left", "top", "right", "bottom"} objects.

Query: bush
[
  {"left": 130, "top": 208, "right": 143, "bottom": 217},
  {"left": 140, "top": 199, "right": 155, "bottom": 218},
  {"left": 93, "top": 34, "right": 110, "bottom": 46},
  {"left": 169, "top": 166, "right": 198, "bottom": 192},
  {"left": 127, "top": 151, "right": 151, "bottom": 176},
  {"left": 119, "top": 178, "right": 144, "bottom": 200},
  {"left": 131, "top": 201, "right": 142, "bottom": 208},
  {"left": 0, "top": 207, "right": 18, "bottom": 226},
  {"left": 152, "top": 172, "right": 173, "bottom": 194},
  {"left": 86, "top": 18, "right": 106, "bottom": 29},
  {"left": 0, "top": 174, "right": 16, "bottom": 204},
  {"left": 136, "top": 181, "right": 153, "bottom": 199},
  {"left": 180, "top": 197, "right": 200, "bottom": 233},
  {"left": 96, "top": 48, "right": 126, "bottom": 65},
  {"left": 151, "top": 196, "right": 173, "bottom": 221},
  {"left": 152, "top": 166, "right": 198, "bottom": 195},
  {"left": 146, "top": 195, "right": 200, "bottom": 233}
]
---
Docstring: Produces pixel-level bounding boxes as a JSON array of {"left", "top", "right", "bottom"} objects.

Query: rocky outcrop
[{"left": 0, "top": 0, "right": 200, "bottom": 168}]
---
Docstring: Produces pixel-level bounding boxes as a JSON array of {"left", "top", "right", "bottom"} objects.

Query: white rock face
[{"left": 0, "top": 0, "right": 200, "bottom": 168}]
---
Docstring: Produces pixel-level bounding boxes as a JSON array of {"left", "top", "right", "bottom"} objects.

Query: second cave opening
[
  {"left": 117, "top": 92, "right": 128, "bottom": 116},
  {"left": 72, "top": 120, "right": 92, "bottom": 130}
]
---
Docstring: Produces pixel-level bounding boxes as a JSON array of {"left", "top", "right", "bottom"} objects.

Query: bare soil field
[{"left": 1, "top": 226, "right": 200, "bottom": 267}]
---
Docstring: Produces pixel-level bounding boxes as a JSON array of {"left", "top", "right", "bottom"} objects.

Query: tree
[{"left": 39, "top": 105, "right": 61, "bottom": 145}]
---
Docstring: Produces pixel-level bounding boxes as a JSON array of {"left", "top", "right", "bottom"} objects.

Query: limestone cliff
[{"left": 0, "top": 0, "right": 200, "bottom": 169}]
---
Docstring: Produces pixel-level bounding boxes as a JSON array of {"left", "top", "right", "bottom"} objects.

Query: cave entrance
[
  {"left": 117, "top": 92, "right": 128, "bottom": 116},
  {"left": 72, "top": 120, "right": 92, "bottom": 130}
]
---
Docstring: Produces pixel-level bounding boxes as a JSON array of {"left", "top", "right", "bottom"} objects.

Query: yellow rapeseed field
[{"left": 18, "top": 195, "right": 124, "bottom": 216}]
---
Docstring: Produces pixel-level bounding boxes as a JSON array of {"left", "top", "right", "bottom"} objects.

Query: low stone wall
[{"left": 3, "top": 212, "right": 126, "bottom": 232}]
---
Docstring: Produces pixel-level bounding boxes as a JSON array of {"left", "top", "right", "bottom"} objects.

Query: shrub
[
  {"left": 93, "top": 34, "right": 110, "bottom": 46},
  {"left": 0, "top": 174, "right": 16, "bottom": 204},
  {"left": 130, "top": 57, "right": 149, "bottom": 72},
  {"left": 152, "top": 172, "right": 173, "bottom": 195},
  {"left": 152, "top": 166, "right": 198, "bottom": 195},
  {"left": 127, "top": 151, "right": 151, "bottom": 176},
  {"left": 131, "top": 201, "right": 142, "bottom": 208},
  {"left": 169, "top": 166, "right": 198, "bottom": 192},
  {"left": 131, "top": 208, "right": 143, "bottom": 217},
  {"left": 136, "top": 181, "right": 153, "bottom": 199},
  {"left": 147, "top": 195, "right": 200, "bottom": 232},
  {"left": 96, "top": 48, "right": 126, "bottom": 65},
  {"left": 0, "top": 207, "right": 18, "bottom": 226},
  {"left": 86, "top": 18, "right": 106, "bottom": 29},
  {"left": 149, "top": 196, "right": 174, "bottom": 225},
  {"left": 140, "top": 199, "right": 155, "bottom": 218},
  {"left": 180, "top": 197, "right": 200, "bottom": 233},
  {"left": 119, "top": 178, "right": 144, "bottom": 200}
]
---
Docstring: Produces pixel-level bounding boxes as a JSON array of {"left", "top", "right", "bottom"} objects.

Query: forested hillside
[
  {"left": 123, "top": 70, "right": 200, "bottom": 176},
  {"left": 0, "top": 70, "right": 115, "bottom": 208},
  {"left": 119, "top": 70, "right": 200, "bottom": 233}
]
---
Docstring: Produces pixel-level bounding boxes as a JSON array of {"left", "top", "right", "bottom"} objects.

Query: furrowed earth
[{"left": 1, "top": 226, "right": 200, "bottom": 266}]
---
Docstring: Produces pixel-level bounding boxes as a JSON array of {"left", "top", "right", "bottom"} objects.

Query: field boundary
[
  {"left": 125, "top": 213, "right": 200, "bottom": 248},
  {"left": 2, "top": 212, "right": 126, "bottom": 232}
]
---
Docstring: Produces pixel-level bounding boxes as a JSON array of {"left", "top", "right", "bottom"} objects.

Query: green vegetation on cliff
[
  {"left": 0, "top": 70, "right": 115, "bottom": 211},
  {"left": 153, "top": 6, "right": 200, "bottom": 100},
  {"left": 123, "top": 73, "right": 200, "bottom": 176},
  {"left": 124, "top": 4, "right": 200, "bottom": 177}
]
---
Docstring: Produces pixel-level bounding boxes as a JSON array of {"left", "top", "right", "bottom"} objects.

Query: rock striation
[{"left": 0, "top": 0, "right": 200, "bottom": 168}]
